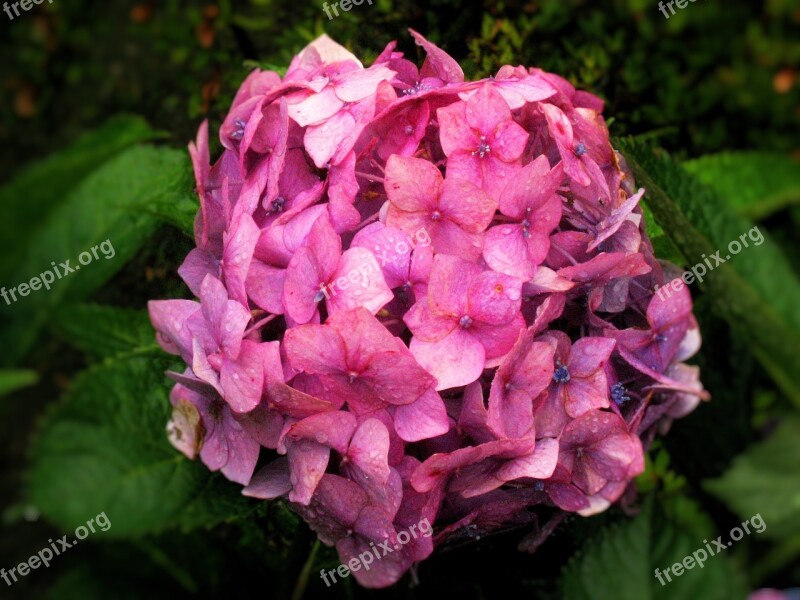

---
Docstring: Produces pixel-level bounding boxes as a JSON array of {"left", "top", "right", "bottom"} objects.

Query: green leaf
[
  {"left": 616, "top": 138, "right": 800, "bottom": 406},
  {"left": 53, "top": 304, "right": 158, "bottom": 360},
  {"left": 561, "top": 496, "right": 747, "bottom": 600},
  {"left": 640, "top": 200, "right": 684, "bottom": 266},
  {"left": 684, "top": 152, "right": 800, "bottom": 220},
  {"left": 0, "top": 115, "right": 162, "bottom": 281},
  {"left": 705, "top": 416, "right": 800, "bottom": 541},
  {"left": 0, "top": 369, "right": 38, "bottom": 397},
  {"left": 28, "top": 355, "right": 255, "bottom": 538},
  {"left": 0, "top": 145, "right": 194, "bottom": 366}
]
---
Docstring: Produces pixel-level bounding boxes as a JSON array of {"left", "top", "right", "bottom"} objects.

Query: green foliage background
[{"left": 0, "top": 1, "right": 799, "bottom": 598}]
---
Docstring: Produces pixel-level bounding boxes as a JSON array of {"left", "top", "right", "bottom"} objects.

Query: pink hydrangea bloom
[{"left": 149, "top": 31, "right": 707, "bottom": 589}]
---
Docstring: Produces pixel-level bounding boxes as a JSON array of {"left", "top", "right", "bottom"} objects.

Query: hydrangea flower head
[{"left": 149, "top": 32, "right": 708, "bottom": 589}]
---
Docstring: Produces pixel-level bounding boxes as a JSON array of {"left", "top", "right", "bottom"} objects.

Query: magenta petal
[
  {"left": 351, "top": 223, "right": 413, "bottom": 289},
  {"left": 148, "top": 300, "right": 199, "bottom": 359},
  {"left": 393, "top": 389, "right": 449, "bottom": 442},
  {"left": 467, "top": 270, "right": 522, "bottom": 325},
  {"left": 436, "top": 101, "right": 475, "bottom": 157},
  {"left": 465, "top": 83, "right": 512, "bottom": 136},
  {"left": 564, "top": 370, "right": 610, "bottom": 417},
  {"left": 362, "top": 350, "right": 436, "bottom": 405},
  {"left": 438, "top": 178, "right": 497, "bottom": 233},
  {"left": 178, "top": 248, "right": 221, "bottom": 298},
  {"left": 283, "top": 247, "right": 324, "bottom": 325},
  {"left": 222, "top": 213, "right": 260, "bottom": 307},
  {"left": 497, "top": 437, "right": 559, "bottom": 481},
  {"left": 384, "top": 154, "right": 442, "bottom": 212},
  {"left": 489, "top": 119, "right": 529, "bottom": 163},
  {"left": 458, "top": 382, "right": 493, "bottom": 443},
  {"left": 287, "top": 440, "right": 331, "bottom": 505},
  {"left": 267, "top": 382, "right": 335, "bottom": 418},
  {"left": 569, "top": 336, "right": 616, "bottom": 377},
  {"left": 327, "top": 248, "right": 393, "bottom": 316},
  {"left": 430, "top": 220, "right": 485, "bottom": 261},
  {"left": 427, "top": 254, "right": 480, "bottom": 316},
  {"left": 347, "top": 418, "right": 391, "bottom": 483},
  {"left": 287, "top": 411, "right": 357, "bottom": 454},
  {"left": 246, "top": 260, "right": 286, "bottom": 314},
  {"left": 220, "top": 340, "right": 269, "bottom": 413},
  {"left": 483, "top": 225, "right": 537, "bottom": 280},
  {"left": 410, "top": 29, "right": 465, "bottom": 83},
  {"left": 242, "top": 457, "right": 292, "bottom": 499},
  {"left": 199, "top": 274, "right": 251, "bottom": 359},
  {"left": 547, "top": 483, "right": 590, "bottom": 511},
  {"left": 284, "top": 323, "right": 347, "bottom": 375},
  {"left": 488, "top": 335, "right": 555, "bottom": 438},
  {"left": 410, "top": 328, "right": 485, "bottom": 390}
]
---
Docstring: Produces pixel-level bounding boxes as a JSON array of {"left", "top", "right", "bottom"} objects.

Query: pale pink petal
[
  {"left": 385, "top": 154, "right": 443, "bottom": 212},
  {"left": 393, "top": 389, "right": 450, "bottom": 442},
  {"left": 287, "top": 440, "right": 330, "bottom": 505},
  {"left": 410, "top": 328, "right": 486, "bottom": 390},
  {"left": 497, "top": 438, "right": 559, "bottom": 481}
]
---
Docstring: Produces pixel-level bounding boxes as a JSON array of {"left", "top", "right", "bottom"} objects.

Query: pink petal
[
  {"left": 497, "top": 437, "right": 559, "bottom": 481},
  {"left": 384, "top": 154, "right": 443, "bottom": 212},
  {"left": 347, "top": 418, "right": 391, "bottom": 483},
  {"left": 242, "top": 458, "right": 292, "bottom": 499},
  {"left": 410, "top": 328, "right": 486, "bottom": 390},
  {"left": 222, "top": 213, "right": 260, "bottom": 307},
  {"left": 148, "top": 299, "right": 199, "bottom": 359},
  {"left": 284, "top": 323, "right": 347, "bottom": 375},
  {"left": 438, "top": 178, "right": 497, "bottom": 233},
  {"left": 220, "top": 340, "right": 269, "bottom": 413},
  {"left": 465, "top": 83, "right": 512, "bottom": 136},
  {"left": 351, "top": 223, "right": 413, "bottom": 289},
  {"left": 287, "top": 440, "right": 331, "bottom": 505},
  {"left": 410, "top": 29, "right": 465, "bottom": 83},
  {"left": 393, "top": 389, "right": 450, "bottom": 442},
  {"left": 178, "top": 248, "right": 221, "bottom": 298},
  {"left": 427, "top": 254, "right": 480, "bottom": 316},
  {"left": 467, "top": 270, "right": 523, "bottom": 325},
  {"left": 282, "top": 247, "right": 324, "bottom": 325},
  {"left": 488, "top": 119, "right": 529, "bottom": 163},
  {"left": 246, "top": 260, "right": 286, "bottom": 314},
  {"left": 327, "top": 248, "right": 393, "bottom": 316},
  {"left": 266, "top": 382, "right": 335, "bottom": 418},
  {"left": 436, "top": 101, "right": 476, "bottom": 156},
  {"left": 287, "top": 411, "right": 357, "bottom": 454}
]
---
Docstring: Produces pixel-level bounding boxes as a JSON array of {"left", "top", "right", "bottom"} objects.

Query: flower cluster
[{"left": 149, "top": 31, "right": 707, "bottom": 588}]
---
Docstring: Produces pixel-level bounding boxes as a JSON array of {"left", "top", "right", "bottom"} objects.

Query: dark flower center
[
  {"left": 553, "top": 363, "right": 571, "bottom": 383},
  {"left": 473, "top": 136, "right": 491, "bottom": 158},
  {"left": 268, "top": 196, "right": 286, "bottom": 213},
  {"left": 230, "top": 118, "right": 246, "bottom": 141},
  {"left": 459, "top": 315, "right": 473, "bottom": 329},
  {"left": 611, "top": 383, "right": 631, "bottom": 406},
  {"left": 574, "top": 142, "right": 587, "bottom": 157},
  {"left": 431, "top": 210, "right": 442, "bottom": 222}
]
